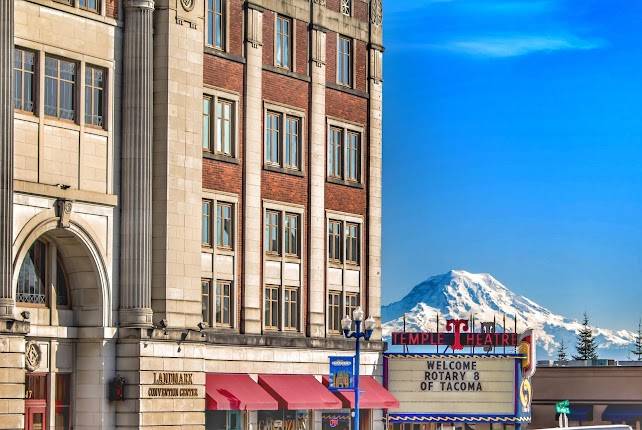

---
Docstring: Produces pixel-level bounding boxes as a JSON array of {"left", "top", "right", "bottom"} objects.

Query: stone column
[
  {"left": 120, "top": 0, "right": 155, "bottom": 327},
  {"left": 0, "top": 0, "right": 14, "bottom": 320},
  {"left": 367, "top": 46, "right": 384, "bottom": 340},
  {"left": 243, "top": 5, "right": 264, "bottom": 334},
  {"left": 308, "top": 26, "right": 327, "bottom": 338}
]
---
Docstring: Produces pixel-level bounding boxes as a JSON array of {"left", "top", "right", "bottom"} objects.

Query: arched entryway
[{"left": 14, "top": 220, "right": 113, "bottom": 430}]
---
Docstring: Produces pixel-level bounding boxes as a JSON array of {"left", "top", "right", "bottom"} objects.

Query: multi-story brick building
[{"left": 0, "top": 0, "right": 388, "bottom": 429}]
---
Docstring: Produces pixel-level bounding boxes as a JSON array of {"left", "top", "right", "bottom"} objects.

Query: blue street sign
[{"left": 329, "top": 356, "right": 355, "bottom": 390}]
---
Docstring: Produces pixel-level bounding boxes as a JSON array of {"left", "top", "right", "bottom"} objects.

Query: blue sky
[{"left": 381, "top": 0, "right": 642, "bottom": 330}]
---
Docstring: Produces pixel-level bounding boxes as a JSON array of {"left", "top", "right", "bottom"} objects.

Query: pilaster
[
  {"left": 243, "top": 5, "right": 264, "bottom": 334},
  {"left": 309, "top": 25, "right": 327, "bottom": 338},
  {"left": 120, "top": 0, "right": 155, "bottom": 327},
  {"left": 0, "top": 0, "right": 15, "bottom": 320}
]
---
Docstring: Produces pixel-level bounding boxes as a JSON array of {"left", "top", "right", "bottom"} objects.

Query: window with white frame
[
  {"left": 203, "top": 94, "right": 236, "bottom": 158},
  {"left": 85, "top": 65, "right": 105, "bottom": 128},
  {"left": 328, "top": 218, "right": 361, "bottom": 265},
  {"left": 14, "top": 48, "right": 36, "bottom": 113},
  {"left": 284, "top": 287, "right": 299, "bottom": 330},
  {"left": 202, "top": 278, "right": 234, "bottom": 328},
  {"left": 264, "top": 210, "right": 281, "bottom": 255},
  {"left": 45, "top": 56, "right": 77, "bottom": 121},
  {"left": 275, "top": 15, "right": 292, "bottom": 69},
  {"left": 207, "top": 0, "right": 226, "bottom": 49},
  {"left": 284, "top": 213, "right": 299, "bottom": 256},
  {"left": 340, "top": 0, "right": 352, "bottom": 16},
  {"left": 345, "top": 292, "right": 359, "bottom": 329},
  {"left": 202, "top": 199, "right": 235, "bottom": 249},
  {"left": 79, "top": 0, "right": 100, "bottom": 13},
  {"left": 265, "top": 109, "right": 302, "bottom": 171},
  {"left": 327, "top": 125, "right": 361, "bottom": 183},
  {"left": 328, "top": 291, "right": 342, "bottom": 333},
  {"left": 337, "top": 36, "right": 352, "bottom": 86},
  {"left": 264, "top": 285, "right": 280, "bottom": 330}
]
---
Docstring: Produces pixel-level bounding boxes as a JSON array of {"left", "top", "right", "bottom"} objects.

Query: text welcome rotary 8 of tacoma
[{"left": 386, "top": 356, "right": 517, "bottom": 415}]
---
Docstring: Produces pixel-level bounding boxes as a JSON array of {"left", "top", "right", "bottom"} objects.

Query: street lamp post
[{"left": 342, "top": 307, "right": 376, "bottom": 430}]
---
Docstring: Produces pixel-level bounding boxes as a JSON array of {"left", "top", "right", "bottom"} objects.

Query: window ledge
[
  {"left": 263, "top": 164, "right": 305, "bottom": 177},
  {"left": 326, "top": 82, "right": 369, "bottom": 99},
  {"left": 204, "top": 46, "right": 246, "bottom": 64},
  {"left": 203, "top": 152, "right": 240, "bottom": 165},
  {"left": 326, "top": 177, "right": 364, "bottom": 189},
  {"left": 263, "top": 65, "right": 311, "bottom": 83}
]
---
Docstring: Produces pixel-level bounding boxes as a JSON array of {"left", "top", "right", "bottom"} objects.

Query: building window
[
  {"left": 202, "top": 200, "right": 212, "bottom": 246},
  {"left": 216, "top": 203, "right": 233, "bottom": 249},
  {"left": 215, "top": 280, "right": 232, "bottom": 327},
  {"left": 341, "top": 0, "right": 352, "bottom": 16},
  {"left": 327, "top": 126, "right": 361, "bottom": 183},
  {"left": 337, "top": 36, "right": 352, "bottom": 87},
  {"left": 202, "top": 279, "right": 211, "bottom": 325},
  {"left": 203, "top": 95, "right": 236, "bottom": 158},
  {"left": 284, "top": 213, "right": 299, "bottom": 257},
  {"left": 208, "top": 411, "right": 241, "bottom": 430},
  {"left": 284, "top": 287, "right": 298, "bottom": 330},
  {"left": 345, "top": 223, "right": 360, "bottom": 264},
  {"left": 17, "top": 240, "right": 47, "bottom": 305},
  {"left": 275, "top": 16, "right": 292, "bottom": 69},
  {"left": 284, "top": 117, "right": 300, "bottom": 170},
  {"left": 328, "top": 292, "right": 342, "bottom": 333},
  {"left": 265, "top": 111, "right": 281, "bottom": 165},
  {"left": 79, "top": 0, "right": 100, "bottom": 12},
  {"left": 207, "top": 0, "right": 226, "bottom": 49},
  {"left": 45, "top": 56, "right": 76, "bottom": 121},
  {"left": 264, "top": 286, "right": 280, "bottom": 329},
  {"left": 264, "top": 210, "right": 281, "bottom": 254},
  {"left": 328, "top": 127, "right": 343, "bottom": 179},
  {"left": 14, "top": 48, "right": 36, "bottom": 113},
  {"left": 265, "top": 111, "right": 301, "bottom": 171},
  {"left": 55, "top": 374, "right": 71, "bottom": 430},
  {"left": 346, "top": 293, "right": 359, "bottom": 327},
  {"left": 328, "top": 220, "right": 342, "bottom": 262},
  {"left": 85, "top": 65, "right": 105, "bottom": 128}
]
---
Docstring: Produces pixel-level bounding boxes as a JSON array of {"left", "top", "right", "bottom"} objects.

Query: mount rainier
[{"left": 382, "top": 270, "right": 636, "bottom": 360}]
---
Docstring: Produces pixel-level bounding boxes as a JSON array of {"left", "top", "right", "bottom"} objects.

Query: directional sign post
[{"left": 556, "top": 400, "right": 570, "bottom": 428}]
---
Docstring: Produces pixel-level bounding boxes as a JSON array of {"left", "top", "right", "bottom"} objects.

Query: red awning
[
  {"left": 206, "top": 374, "right": 279, "bottom": 411},
  {"left": 258, "top": 375, "right": 343, "bottom": 410},
  {"left": 322, "top": 376, "right": 400, "bottom": 410}
]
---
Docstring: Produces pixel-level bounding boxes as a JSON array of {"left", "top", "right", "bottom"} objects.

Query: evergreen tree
[
  {"left": 631, "top": 318, "right": 642, "bottom": 361},
  {"left": 557, "top": 339, "right": 568, "bottom": 362},
  {"left": 573, "top": 312, "right": 598, "bottom": 360}
]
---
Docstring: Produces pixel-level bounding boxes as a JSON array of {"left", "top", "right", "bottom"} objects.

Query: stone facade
[{"left": 0, "top": 0, "right": 385, "bottom": 429}]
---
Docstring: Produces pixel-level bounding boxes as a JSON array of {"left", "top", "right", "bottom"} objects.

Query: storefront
[{"left": 205, "top": 374, "right": 399, "bottom": 430}]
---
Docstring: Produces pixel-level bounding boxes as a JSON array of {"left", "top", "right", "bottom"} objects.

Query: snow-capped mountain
[{"left": 382, "top": 270, "right": 636, "bottom": 359}]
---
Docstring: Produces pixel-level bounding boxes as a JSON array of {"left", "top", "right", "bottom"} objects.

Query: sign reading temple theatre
[{"left": 385, "top": 321, "right": 536, "bottom": 429}]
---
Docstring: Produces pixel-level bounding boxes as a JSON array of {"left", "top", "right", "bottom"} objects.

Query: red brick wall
[
  {"left": 326, "top": 30, "right": 337, "bottom": 84},
  {"left": 326, "top": 88, "right": 368, "bottom": 124},
  {"left": 228, "top": 0, "right": 245, "bottom": 57},
  {"left": 263, "top": 11, "right": 275, "bottom": 66},
  {"left": 355, "top": 40, "right": 368, "bottom": 92},
  {"left": 326, "top": 0, "right": 369, "bottom": 22},
  {"left": 295, "top": 19, "right": 308, "bottom": 75},
  {"left": 106, "top": 0, "right": 117, "bottom": 19}
]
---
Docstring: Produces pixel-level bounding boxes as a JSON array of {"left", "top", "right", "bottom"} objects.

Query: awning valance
[
  {"left": 258, "top": 375, "right": 343, "bottom": 410},
  {"left": 602, "top": 405, "right": 642, "bottom": 422},
  {"left": 322, "top": 376, "right": 400, "bottom": 410},
  {"left": 206, "top": 374, "right": 279, "bottom": 411}
]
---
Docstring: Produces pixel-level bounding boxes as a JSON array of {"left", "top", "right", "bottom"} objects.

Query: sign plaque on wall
[{"left": 147, "top": 372, "right": 199, "bottom": 398}]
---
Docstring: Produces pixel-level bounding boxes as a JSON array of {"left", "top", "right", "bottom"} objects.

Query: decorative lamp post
[{"left": 342, "top": 307, "right": 376, "bottom": 430}]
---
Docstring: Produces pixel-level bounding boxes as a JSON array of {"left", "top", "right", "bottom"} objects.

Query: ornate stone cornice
[{"left": 124, "top": 0, "right": 155, "bottom": 10}]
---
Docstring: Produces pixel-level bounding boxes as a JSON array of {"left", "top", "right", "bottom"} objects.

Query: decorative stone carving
[
  {"left": 55, "top": 199, "right": 73, "bottom": 229},
  {"left": 370, "top": 48, "right": 383, "bottom": 82},
  {"left": 25, "top": 341, "right": 41, "bottom": 372},
  {"left": 311, "top": 29, "right": 326, "bottom": 67},
  {"left": 180, "top": 0, "right": 195, "bottom": 11},
  {"left": 312, "top": 0, "right": 327, "bottom": 5},
  {"left": 247, "top": 7, "right": 263, "bottom": 48},
  {"left": 371, "top": 0, "right": 383, "bottom": 26}
]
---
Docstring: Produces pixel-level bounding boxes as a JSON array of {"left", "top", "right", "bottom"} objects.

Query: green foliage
[
  {"left": 573, "top": 312, "right": 598, "bottom": 361},
  {"left": 557, "top": 339, "right": 568, "bottom": 362}
]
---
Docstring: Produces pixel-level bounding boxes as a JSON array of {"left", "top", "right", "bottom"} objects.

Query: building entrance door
[{"left": 25, "top": 405, "right": 47, "bottom": 430}]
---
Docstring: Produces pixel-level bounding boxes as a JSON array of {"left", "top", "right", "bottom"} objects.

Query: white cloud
[{"left": 440, "top": 35, "right": 606, "bottom": 58}]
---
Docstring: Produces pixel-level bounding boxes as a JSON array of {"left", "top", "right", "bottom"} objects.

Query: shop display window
[
  {"left": 258, "top": 410, "right": 310, "bottom": 430},
  {"left": 322, "top": 412, "right": 351, "bottom": 430},
  {"left": 55, "top": 374, "right": 71, "bottom": 430},
  {"left": 206, "top": 411, "right": 241, "bottom": 430}
]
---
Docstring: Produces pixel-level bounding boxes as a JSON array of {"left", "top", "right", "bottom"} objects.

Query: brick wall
[
  {"left": 106, "top": 0, "right": 118, "bottom": 19},
  {"left": 263, "top": 11, "right": 275, "bottom": 66},
  {"left": 228, "top": 0, "right": 245, "bottom": 57},
  {"left": 295, "top": 19, "right": 308, "bottom": 75}
]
